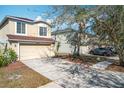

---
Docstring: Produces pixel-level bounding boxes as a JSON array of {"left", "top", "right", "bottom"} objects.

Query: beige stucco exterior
[
  {"left": 0, "top": 19, "right": 51, "bottom": 39},
  {"left": 52, "top": 31, "right": 94, "bottom": 55},
  {"left": 26, "top": 23, "right": 51, "bottom": 37},
  {"left": 0, "top": 18, "right": 54, "bottom": 60},
  {"left": 0, "top": 20, "right": 9, "bottom": 43}
]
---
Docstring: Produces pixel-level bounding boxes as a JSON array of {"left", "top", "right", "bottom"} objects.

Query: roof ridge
[
  {"left": 8, "top": 15, "right": 34, "bottom": 21},
  {"left": 0, "top": 15, "right": 52, "bottom": 28}
]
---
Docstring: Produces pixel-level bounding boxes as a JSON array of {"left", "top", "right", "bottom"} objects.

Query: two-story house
[{"left": 0, "top": 16, "right": 55, "bottom": 60}]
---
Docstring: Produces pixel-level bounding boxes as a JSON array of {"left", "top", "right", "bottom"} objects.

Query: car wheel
[
  {"left": 90, "top": 51, "right": 94, "bottom": 55},
  {"left": 103, "top": 53, "right": 107, "bottom": 56}
]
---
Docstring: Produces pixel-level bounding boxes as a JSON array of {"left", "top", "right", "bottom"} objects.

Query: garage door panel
[{"left": 20, "top": 44, "right": 52, "bottom": 60}]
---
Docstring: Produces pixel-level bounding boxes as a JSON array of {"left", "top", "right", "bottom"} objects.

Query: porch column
[{"left": 17, "top": 42, "right": 20, "bottom": 60}]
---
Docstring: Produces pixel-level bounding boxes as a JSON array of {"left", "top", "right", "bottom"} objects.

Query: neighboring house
[
  {"left": 52, "top": 28, "right": 98, "bottom": 55},
  {"left": 0, "top": 16, "right": 55, "bottom": 60}
]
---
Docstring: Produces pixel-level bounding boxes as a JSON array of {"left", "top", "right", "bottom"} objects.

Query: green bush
[
  {"left": 0, "top": 48, "right": 17, "bottom": 67},
  {"left": 6, "top": 48, "right": 17, "bottom": 62},
  {"left": 0, "top": 53, "right": 4, "bottom": 67},
  {"left": 0, "top": 52, "right": 9, "bottom": 67}
]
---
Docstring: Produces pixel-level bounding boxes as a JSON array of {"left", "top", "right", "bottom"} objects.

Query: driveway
[{"left": 22, "top": 58, "right": 124, "bottom": 88}]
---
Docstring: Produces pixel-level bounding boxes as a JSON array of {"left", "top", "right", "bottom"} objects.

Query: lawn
[{"left": 0, "top": 61, "right": 51, "bottom": 88}]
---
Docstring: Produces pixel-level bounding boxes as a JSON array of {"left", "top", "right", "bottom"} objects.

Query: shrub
[
  {"left": 0, "top": 52, "right": 9, "bottom": 67},
  {"left": 0, "top": 52, "right": 4, "bottom": 67},
  {"left": 0, "top": 48, "right": 17, "bottom": 67},
  {"left": 6, "top": 48, "right": 17, "bottom": 62}
]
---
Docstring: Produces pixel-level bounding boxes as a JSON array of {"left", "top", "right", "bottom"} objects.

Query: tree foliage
[
  {"left": 51, "top": 5, "right": 124, "bottom": 66},
  {"left": 93, "top": 6, "right": 124, "bottom": 66}
]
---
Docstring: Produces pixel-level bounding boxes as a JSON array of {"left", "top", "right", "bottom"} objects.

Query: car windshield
[{"left": 95, "top": 48, "right": 108, "bottom": 51}]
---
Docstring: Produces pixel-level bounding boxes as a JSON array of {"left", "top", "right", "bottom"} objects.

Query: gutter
[{"left": 8, "top": 39, "right": 55, "bottom": 44}]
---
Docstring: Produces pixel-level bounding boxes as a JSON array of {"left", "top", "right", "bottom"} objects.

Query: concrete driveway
[
  {"left": 22, "top": 58, "right": 74, "bottom": 88},
  {"left": 22, "top": 58, "right": 73, "bottom": 81},
  {"left": 22, "top": 58, "right": 124, "bottom": 88}
]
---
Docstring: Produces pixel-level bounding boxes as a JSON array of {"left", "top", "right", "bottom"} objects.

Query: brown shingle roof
[{"left": 7, "top": 34, "right": 55, "bottom": 44}]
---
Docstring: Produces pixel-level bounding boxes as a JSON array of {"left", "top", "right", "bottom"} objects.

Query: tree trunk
[
  {"left": 118, "top": 51, "right": 124, "bottom": 66},
  {"left": 3, "top": 43, "right": 7, "bottom": 54},
  {"left": 76, "top": 32, "right": 81, "bottom": 56},
  {"left": 73, "top": 22, "right": 84, "bottom": 57},
  {"left": 119, "top": 56, "right": 124, "bottom": 66},
  {"left": 73, "top": 45, "right": 77, "bottom": 55},
  {"left": 116, "top": 46, "right": 124, "bottom": 67},
  {"left": 77, "top": 44, "right": 80, "bottom": 56},
  {"left": 76, "top": 21, "right": 85, "bottom": 56}
]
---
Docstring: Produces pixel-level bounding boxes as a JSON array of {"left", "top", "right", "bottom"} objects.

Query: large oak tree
[{"left": 93, "top": 6, "right": 124, "bottom": 66}]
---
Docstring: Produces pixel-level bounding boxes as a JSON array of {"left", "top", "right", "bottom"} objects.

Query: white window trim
[
  {"left": 38, "top": 26, "right": 48, "bottom": 37},
  {"left": 15, "top": 22, "right": 27, "bottom": 35}
]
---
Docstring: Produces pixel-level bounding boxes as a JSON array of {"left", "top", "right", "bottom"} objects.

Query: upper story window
[
  {"left": 39, "top": 27, "right": 47, "bottom": 36},
  {"left": 16, "top": 22, "right": 26, "bottom": 34}
]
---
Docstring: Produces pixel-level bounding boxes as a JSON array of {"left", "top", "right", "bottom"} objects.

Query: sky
[{"left": 0, "top": 5, "right": 52, "bottom": 21}]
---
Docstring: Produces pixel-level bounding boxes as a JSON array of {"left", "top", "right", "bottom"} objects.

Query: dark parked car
[{"left": 89, "top": 48, "right": 114, "bottom": 56}]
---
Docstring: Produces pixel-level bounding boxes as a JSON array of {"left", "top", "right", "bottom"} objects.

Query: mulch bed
[
  {"left": 106, "top": 64, "right": 124, "bottom": 72},
  {"left": 54, "top": 54, "right": 124, "bottom": 73},
  {"left": 0, "top": 61, "right": 51, "bottom": 88},
  {"left": 54, "top": 54, "right": 98, "bottom": 66},
  {"left": 4, "top": 61, "right": 26, "bottom": 72}
]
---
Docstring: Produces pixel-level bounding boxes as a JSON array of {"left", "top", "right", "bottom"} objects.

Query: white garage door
[{"left": 20, "top": 44, "right": 52, "bottom": 60}]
